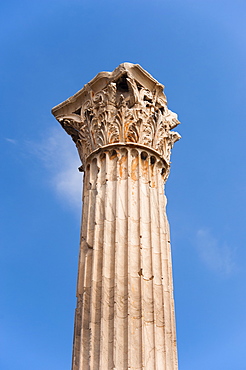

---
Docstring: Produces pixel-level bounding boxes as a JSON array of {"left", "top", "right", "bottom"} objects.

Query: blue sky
[{"left": 1, "top": 0, "right": 246, "bottom": 369}]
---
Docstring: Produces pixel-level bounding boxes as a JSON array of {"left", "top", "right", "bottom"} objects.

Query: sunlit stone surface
[{"left": 52, "top": 63, "right": 180, "bottom": 370}]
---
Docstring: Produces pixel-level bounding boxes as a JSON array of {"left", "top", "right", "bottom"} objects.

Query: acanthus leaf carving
[
  {"left": 54, "top": 65, "right": 180, "bottom": 167},
  {"left": 140, "top": 115, "right": 155, "bottom": 148}
]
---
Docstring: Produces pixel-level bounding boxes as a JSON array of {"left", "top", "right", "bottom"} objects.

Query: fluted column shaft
[{"left": 72, "top": 144, "right": 177, "bottom": 370}]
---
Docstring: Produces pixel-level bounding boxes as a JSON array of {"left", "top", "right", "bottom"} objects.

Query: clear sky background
[{"left": 1, "top": 0, "right": 246, "bottom": 369}]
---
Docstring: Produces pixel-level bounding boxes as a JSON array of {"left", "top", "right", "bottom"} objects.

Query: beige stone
[{"left": 52, "top": 63, "right": 180, "bottom": 370}]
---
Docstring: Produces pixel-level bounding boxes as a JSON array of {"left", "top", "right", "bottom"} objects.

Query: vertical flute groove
[
  {"left": 115, "top": 148, "right": 128, "bottom": 369},
  {"left": 89, "top": 154, "right": 106, "bottom": 369},
  {"left": 157, "top": 164, "right": 177, "bottom": 370},
  {"left": 100, "top": 150, "right": 117, "bottom": 369},
  {"left": 72, "top": 170, "right": 89, "bottom": 370},
  {"left": 140, "top": 151, "right": 155, "bottom": 369},
  {"left": 150, "top": 159, "right": 166, "bottom": 370},
  {"left": 157, "top": 164, "right": 169, "bottom": 369},
  {"left": 164, "top": 207, "right": 178, "bottom": 369},
  {"left": 80, "top": 158, "right": 98, "bottom": 369},
  {"left": 128, "top": 149, "right": 142, "bottom": 370}
]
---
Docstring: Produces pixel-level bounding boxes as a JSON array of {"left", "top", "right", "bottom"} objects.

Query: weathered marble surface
[{"left": 52, "top": 63, "right": 180, "bottom": 370}]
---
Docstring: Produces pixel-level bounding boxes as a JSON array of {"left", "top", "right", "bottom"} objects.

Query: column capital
[{"left": 52, "top": 63, "right": 181, "bottom": 167}]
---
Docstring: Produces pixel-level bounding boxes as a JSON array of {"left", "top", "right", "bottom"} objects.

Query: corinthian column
[{"left": 52, "top": 63, "right": 180, "bottom": 370}]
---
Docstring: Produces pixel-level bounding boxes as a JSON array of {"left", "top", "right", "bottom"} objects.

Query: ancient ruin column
[{"left": 52, "top": 63, "right": 180, "bottom": 370}]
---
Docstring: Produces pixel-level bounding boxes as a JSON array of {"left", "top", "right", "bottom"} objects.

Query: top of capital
[{"left": 52, "top": 62, "right": 165, "bottom": 116}]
